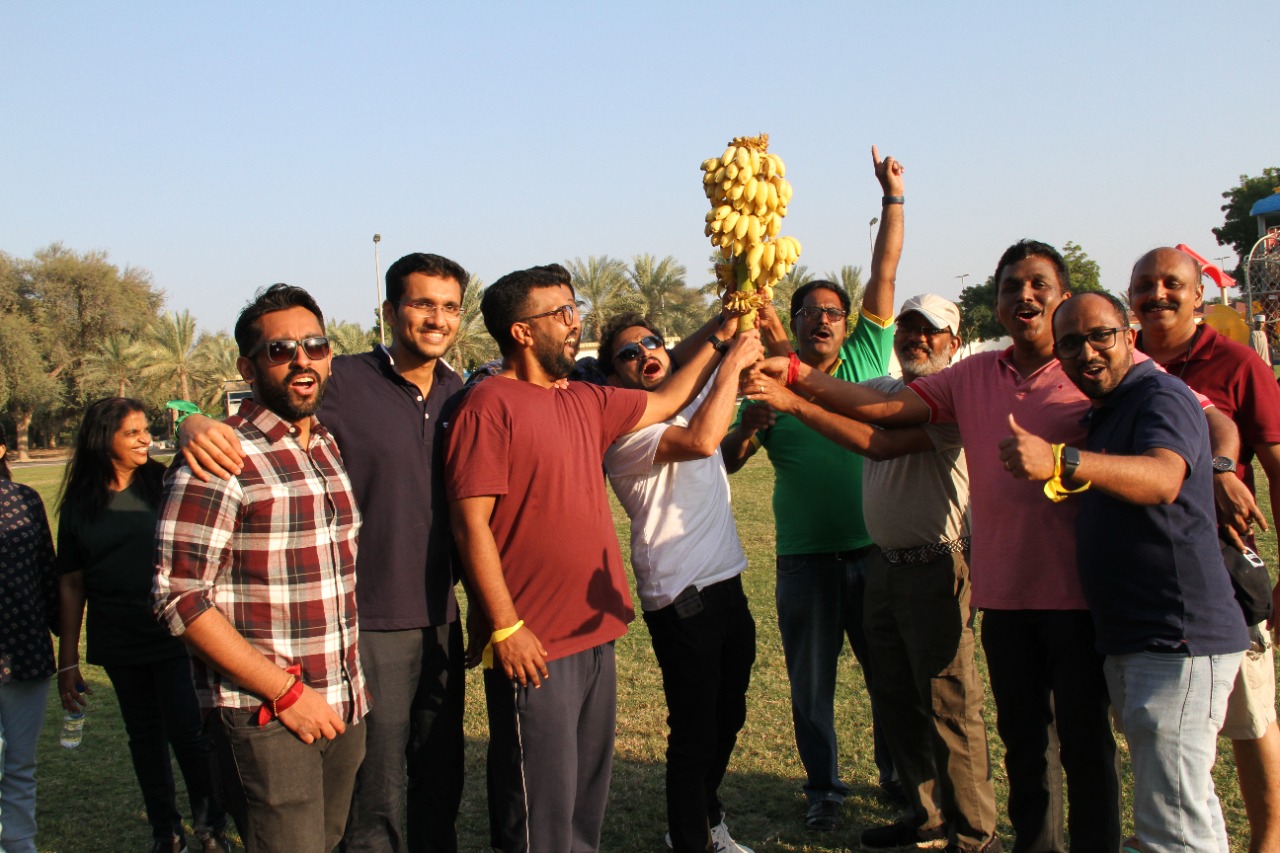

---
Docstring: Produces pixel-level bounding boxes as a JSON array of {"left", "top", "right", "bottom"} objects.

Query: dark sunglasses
[
  {"left": 613, "top": 335, "right": 664, "bottom": 363},
  {"left": 247, "top": 335, "right": 332, "bottom": 365}
]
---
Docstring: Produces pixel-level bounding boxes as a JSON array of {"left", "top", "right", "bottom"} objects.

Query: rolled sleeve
[{"left": 153, "top": 466, "right": 242, "bottom": 636}]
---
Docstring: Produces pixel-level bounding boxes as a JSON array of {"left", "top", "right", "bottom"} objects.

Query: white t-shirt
[{"left": 604, "top": 377, "right": 748, "bottom": 611}]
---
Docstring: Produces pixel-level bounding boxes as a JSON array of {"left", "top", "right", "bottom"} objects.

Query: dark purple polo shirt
[{"left": 320, "top": 347, "right": 463, "bottom": 630}]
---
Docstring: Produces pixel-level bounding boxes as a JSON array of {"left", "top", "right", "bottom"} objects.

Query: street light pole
[
  {"left": 373, "top": 234, "right": 385, "bottom": 346},
  {"left": 868, "top": 217, "right": 879, "bottom": 258},
  {"left": 956, "top": 273, "right": 970, "bottom": 290}
]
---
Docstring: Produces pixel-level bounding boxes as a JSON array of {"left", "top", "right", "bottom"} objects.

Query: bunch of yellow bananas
[{"left": 700, "top": 133, "right": 802, "bottom": 329}]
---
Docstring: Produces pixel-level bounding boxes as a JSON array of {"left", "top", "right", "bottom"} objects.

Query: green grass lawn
[{"left": 14, "top": 454, "right": 1278, "bottom": 852}]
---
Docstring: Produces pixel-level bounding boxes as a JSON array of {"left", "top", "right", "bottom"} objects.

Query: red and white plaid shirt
[{"left": 154, "top": 400, "right": 367, "bottom": 722}]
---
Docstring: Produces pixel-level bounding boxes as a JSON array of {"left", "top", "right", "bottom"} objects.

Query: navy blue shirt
[
  {"left": 1076, "top": 359, "right": 1248, "bottom": 656},
  {"left": 320, "top": 347, "right": 463, "bottom": 630}
]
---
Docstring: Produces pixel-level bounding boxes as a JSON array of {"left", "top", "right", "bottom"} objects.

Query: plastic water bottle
[{"left": 60, "top": 688, "right": 86, "bottom": 749}]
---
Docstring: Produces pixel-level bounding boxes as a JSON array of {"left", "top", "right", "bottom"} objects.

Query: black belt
[
  {"left": 645, "top": 574, "right": 744, "bottom": 622},
  {"left": 881, "top": 536, "right": 970, "bottom": 566}
]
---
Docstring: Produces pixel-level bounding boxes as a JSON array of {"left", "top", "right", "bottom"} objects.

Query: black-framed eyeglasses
[
  {"left": 793, "top": 306, "right": 848, "bottom": 323},
  {"left": 247, "top": 336, "right": 332, "bottom": 365},
  {"left": 519, "top": 303, "right": 578, "bottom": 327},
  {"left": 613, "top": 335, "right": 664, "bottom": 363},
  {"left": 896, "top": 323, "right": 950, "bottom": 338},
  {"left": 400, "top": 299, "right": 461, "bottom": 318},
  {"left": 1052, "top": 327, "right": 1127, "bottom": 359}
]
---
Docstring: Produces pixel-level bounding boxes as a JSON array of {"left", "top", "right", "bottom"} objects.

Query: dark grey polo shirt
[{"left": 320, "top": 346, "right": 463, "bottom": 630}]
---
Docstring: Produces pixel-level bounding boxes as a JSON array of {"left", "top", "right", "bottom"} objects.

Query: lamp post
[
  {"left": 1214, "top": 256, "right": 1231, "bottom": 305},
  {"left": 956, "top": 273, "right": 970, "bottom": 290},
  {"left": 373, "top": 234, "right": 385, "bottom": 346},
  {"left": 868, "top": 217, "right": 879, "bottom": 257}
]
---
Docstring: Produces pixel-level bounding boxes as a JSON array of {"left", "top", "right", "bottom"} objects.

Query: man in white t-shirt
[{"left": 599, "top": 312, "right": 762, "bottom": 853}]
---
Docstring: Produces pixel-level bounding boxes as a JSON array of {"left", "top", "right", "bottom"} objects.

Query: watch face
[{"left": 1213, "top": 456, "right": 1237, "bottom": 473}]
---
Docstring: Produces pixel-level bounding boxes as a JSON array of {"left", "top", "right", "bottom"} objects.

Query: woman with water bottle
[
  {"left": 56, "top": 398, "right": 228, "bottom": 853},
  {"left": 0, "top": 422, "right": 58, "bottom": 853}
]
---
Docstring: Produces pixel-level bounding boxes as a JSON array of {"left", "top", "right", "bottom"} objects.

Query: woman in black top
[{"left": 56, "top": 398, "right": 227, "bottom": 853}]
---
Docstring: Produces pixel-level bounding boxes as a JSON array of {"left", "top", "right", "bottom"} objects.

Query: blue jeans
[
  {"left": 1105, "top": 650, "right": 1243, "bottom": 853},
  {"left": 0, "top": 678, "right": 49, "bottom": 853},
  {"left": 776, "top": 551, "right": 893, "bottom": 804}
]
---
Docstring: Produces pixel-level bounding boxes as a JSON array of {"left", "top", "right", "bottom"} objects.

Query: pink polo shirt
[{"left": 909, "top": 348, "right": 1091, "bottom": 610}]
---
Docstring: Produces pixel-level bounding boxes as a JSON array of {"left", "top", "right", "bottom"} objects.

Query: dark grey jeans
[{"left": 211, "top": 706, "right": 366, "bottom": 852}]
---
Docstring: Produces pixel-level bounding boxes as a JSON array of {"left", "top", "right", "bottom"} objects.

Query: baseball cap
[{"left": 896, "top": 294, "right": 961, "bottom": 335}]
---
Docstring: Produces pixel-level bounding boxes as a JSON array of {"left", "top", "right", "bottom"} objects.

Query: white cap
[{"left": 896, "top": 294, "right": 961, "bottom": 335}]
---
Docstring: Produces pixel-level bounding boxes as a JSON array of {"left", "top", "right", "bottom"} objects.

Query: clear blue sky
[{"left": 3, "top": 2, "right": 1274, "bottom": 335}]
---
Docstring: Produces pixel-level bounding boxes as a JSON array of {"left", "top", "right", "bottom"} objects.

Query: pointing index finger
[{"left": 871, "top": 144, "right": 881, "bottom": 167}]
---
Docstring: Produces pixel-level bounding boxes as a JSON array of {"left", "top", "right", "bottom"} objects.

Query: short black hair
[
  {"left": 790, "top": 280, "right": 851, "bottom": 319},
  {"left": 480, "top": 264, "right": 575, "bottom": 355},
  {"left": 384, "top": 252, "right": 470, "bottom": 305},
  {"left": 598, "top": 312, "right": 662, "bottom": 376},
  {"left": 993, "top": 239, "right": 1070, "bottom": 293},
  {"left": 233, "top": 284, "right": 325, "bottom": 356}
]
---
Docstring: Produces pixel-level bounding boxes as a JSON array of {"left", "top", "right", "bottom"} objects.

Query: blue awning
[{"left": 1250, "top": 192, "right": 1280, "bottom": 216}]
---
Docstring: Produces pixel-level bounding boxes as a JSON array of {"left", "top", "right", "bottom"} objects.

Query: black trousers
[
  {"left": 643, "top": 575, "right": 756, "bottom": 853},
  {"left": 104, "top": 656, "right": 225, "bottom": 841},
  {"left": 341, "top": 622, "right": 465, "bottom": 853},
  {"left": 981, "top": 609, "right": 1121, "bottom": 853}
]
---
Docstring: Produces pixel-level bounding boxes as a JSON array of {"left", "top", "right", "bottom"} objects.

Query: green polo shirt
[{"left": 738, "top": 311, "right": 893, "bottom": 556}]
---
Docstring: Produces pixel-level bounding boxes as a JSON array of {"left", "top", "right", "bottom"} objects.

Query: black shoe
[
  {"left": 861, "top": 821, "right": 947, "bottom": 849},
  {"left": 805, "top": 799, "right": 842, "bottom": 831},
  {"left": 197, "top": 832, "right": 232, "bottom": 853},
  {"left": 944, "top": 837, "right": 1002, "bottom": 853},
  {"left": 150, "top": 836, "right": 188, "bottom": 853},
  {"left": 879, "top": 777, "right": 910, "bottom": 808}
]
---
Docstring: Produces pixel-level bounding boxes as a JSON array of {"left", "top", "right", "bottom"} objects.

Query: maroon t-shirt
[
  {"left": 444, "top": 378, "right": 646, "bottom": 661},
  {"left": 1140, "top": 323, "right": 1280, "bottom": 497}
]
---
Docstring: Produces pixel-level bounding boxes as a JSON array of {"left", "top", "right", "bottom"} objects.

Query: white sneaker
[
  {"left": 662, "top": 823, "right": 754, "bottom": 853},
  {"left": 711, "top": 821, "right": 754, "bottom": 853}
]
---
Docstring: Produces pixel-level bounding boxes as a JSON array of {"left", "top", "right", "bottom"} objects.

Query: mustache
[
  {"left": 286, "top": 368, "right": 321, "bottom": 383},
  {"left": 1141, "top": 300, "right": 1177, "bottom": 312}
]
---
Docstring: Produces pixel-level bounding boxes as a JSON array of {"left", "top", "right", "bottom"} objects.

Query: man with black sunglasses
[
  {"left": 156, "top": 284, "right": 367, "bottom": 850},
  {"left": 177, "top": 253, "right": 472, "bottom": 853},
  {"left": 597, "top": 312, "right": 762, "bottom": 853}
]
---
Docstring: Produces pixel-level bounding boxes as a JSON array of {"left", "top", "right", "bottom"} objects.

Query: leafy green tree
[
  {"left": 81, "top": 334, "right": 148, "bottom": 398},
  {"left": 1213, "top": 168, "right": 1280, "bottom": 271},
  {"left": 957, "top": 276, "right": 1003, "bottom": 342},
  {"left": 142, "top": 310, "right": 203, "bottom": 402},
  {"left": 772, "top": 264, "right": 815, "bottom": 317},
  {"left": 1062, "top": 241, "right": 1105, "bottom": 293},
  {"left": 628, "top": 254, "right": 688, "bottom": 338},
  {"left": 0, "top": 311, "right": 60, "bottom": 459},
  {"left": 327, "top": 319, "right": 374, "bottom": 356},
  {"left": 565, "top": 256, "right": 639, "bottom": 342},
  {"left": 192, "top": 332, "right": 241, "bottom": 416},
  {"left": 449, "top": 275, "right": 500, "bottom": 372},
  {"left": 823, "top": 265, "right": 865, "bottom": 310}
]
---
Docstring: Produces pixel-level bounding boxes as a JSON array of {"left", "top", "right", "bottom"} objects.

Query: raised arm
[
  {"left": 863, "top": 145, "right": 905, "bottom": 321},
  {"left": 632, "top": 313, "right": 742, "bottom": 432},
  {"left": 744, "top": 357, "right": 931, "bottom": 426},
  {"left": 449, "top": 495, "right": 549, "bottom": 687},
  {"left": 748, "top": 372, "right": 935, "bottom": 461},
  {"left": 655, "top": 331, "right": 763, "bottom": 463}
]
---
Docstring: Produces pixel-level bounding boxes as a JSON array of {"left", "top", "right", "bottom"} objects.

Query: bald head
[
  {"left": 1128, "top": 247, "right": 1204, "bottom": 340},
  {"left": 1053, "top": 291, "right": 1128, "bottom": 336}
]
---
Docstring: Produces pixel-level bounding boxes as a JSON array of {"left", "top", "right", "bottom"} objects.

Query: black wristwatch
[
  {"left": 706, "top": 334, "right": 730, "bottom": 355},
  {"left": 1212, "top": 456, "right": 1238, "bottom": 475},
  {"left": 1061, "top": 446, "right": 1081, "bottom": 480}
]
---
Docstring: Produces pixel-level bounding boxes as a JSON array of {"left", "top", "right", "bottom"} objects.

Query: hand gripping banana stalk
[{"left": 701, "top": 133, "right": 801, "bottom": 332}]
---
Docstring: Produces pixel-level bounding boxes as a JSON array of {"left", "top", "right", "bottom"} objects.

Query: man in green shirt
[{"left": 721, "top": 147, "right": 904, "bottom": 831}]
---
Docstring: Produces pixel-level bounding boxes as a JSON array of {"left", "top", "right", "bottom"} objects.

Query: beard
[
  {"left": 898, "top": 344, "right": 951, "bottom": 379},
  {"left": 255, "top": 368, "right": 327, "bottom": 422},
  {"left": 533, "top": 331, "right": 577, "bottom": 379}
]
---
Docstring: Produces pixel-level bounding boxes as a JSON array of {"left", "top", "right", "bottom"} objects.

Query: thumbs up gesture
[{"left": 998, "top": 414, "right": 1055, "bottom": 480}]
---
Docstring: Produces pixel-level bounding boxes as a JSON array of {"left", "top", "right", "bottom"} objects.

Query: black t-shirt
[{"left": 57, "top": 481, "right": 187, "bottom": 666}]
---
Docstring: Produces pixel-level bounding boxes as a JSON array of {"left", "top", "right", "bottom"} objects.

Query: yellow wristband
[
  {"left": 1043, "top": 443, "right": 1091, "bottom": 503},
  {"left": 481, "top": 620, "right": 525, "bottom": 670}
]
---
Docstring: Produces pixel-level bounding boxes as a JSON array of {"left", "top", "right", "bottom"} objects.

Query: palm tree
[
  {"left": 565, "top": 256, "right": 638, "bottom": 342},
  {"left": 449, "top": 275, "right": 500, "bottom": 372},
  {"left": 628, "top": 254, "right": 688, "bottom": 338},
  {"left": 142, "top": 310, "right": 202, "bottom": 402},
  {"left": 81, "top": 334, "right": 147, "bottom": 398},
  {"left": 772, "top": 264, "right": 816, "bottom": 316},
  {"left": 192, "top": 332, "right": 241, "bottom": 415},
  {"left": 327, "top": 320, "right": 374, "bottom": 356},
  {"left": 824, "top": 265, "right": 865, "bottom": 308}
]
